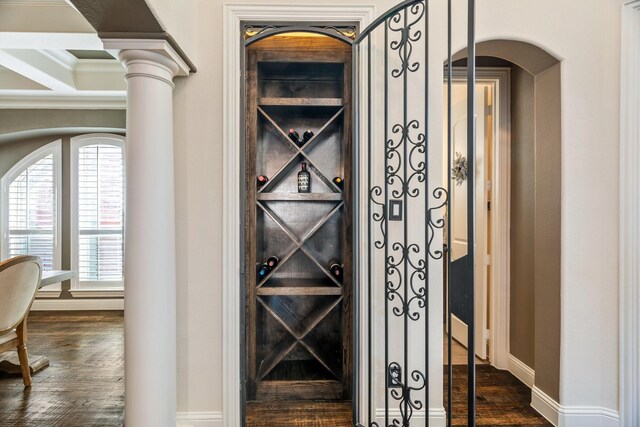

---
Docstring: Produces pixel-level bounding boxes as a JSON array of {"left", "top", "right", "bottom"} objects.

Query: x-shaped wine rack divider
[
  {"left": 255, "top": 104, "right": 347, "bottom": 381},
  {"left": 256, "top": 105, "right": 345, "bottom": 194},
  {"left": 256, "top": 200, "right": 344, "bottom": 288},
  {"left": 256, "top": 294, "right": 342, "bottom": 381}
]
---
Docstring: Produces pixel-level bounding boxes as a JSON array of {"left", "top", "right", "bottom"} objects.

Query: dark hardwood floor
[
  {"left": 246, "top": 401, "right": 352, "bottom": 427},
  {"left": 445, "top": 365, "right": 552, "bottom": 426},
  {"left": 246, "top": 366, "right": 551, "bottom": 427},
  {"left": 0, "top": 311, "right": 124, "bottom": 427},
  {"left": 0, "top": 312, "right": 549, "bottom": 427}
]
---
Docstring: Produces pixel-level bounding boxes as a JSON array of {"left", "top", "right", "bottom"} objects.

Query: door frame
[
  {"left": 620, "top": 1, "right": 640, "bottom": 425},
  {"left": 222, "top": 4, "right": 375, "bottom": 425},
  {"left": 447, "top": 67, "right": 511, "bottom": 368}
]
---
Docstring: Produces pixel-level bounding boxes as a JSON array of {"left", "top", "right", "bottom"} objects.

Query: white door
[{"left": 445, "top": 80, "right": 491, "bottom": 360}]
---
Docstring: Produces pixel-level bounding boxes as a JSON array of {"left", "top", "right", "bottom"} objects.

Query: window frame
[
  {"left": 70, "top": 133, "right": 126, "bottom": 293},
  {"left": 0, "top": 140, "right": 63, "bottom": 279}
]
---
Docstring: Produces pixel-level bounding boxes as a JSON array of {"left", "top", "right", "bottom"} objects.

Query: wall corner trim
[
  {"left": 507, "top": 354, "right": 535, "bottom": 388},
  {"left": 619, "top": 2, "right": 640, "bottom": 427},
  {"left": 531, "top": 386, "right": 620, "bottom": 427},
  {"left": 176, "top": 411, "right": 223, "bottom": 427}
]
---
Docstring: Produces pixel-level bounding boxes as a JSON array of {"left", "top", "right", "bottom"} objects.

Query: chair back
[{"left": 0, "top": 256, "right": 42, "bottom": 335}]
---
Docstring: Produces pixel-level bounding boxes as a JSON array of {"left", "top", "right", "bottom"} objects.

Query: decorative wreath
[{"left": 451, "top": 152, "right": 468, "bottom": 186}]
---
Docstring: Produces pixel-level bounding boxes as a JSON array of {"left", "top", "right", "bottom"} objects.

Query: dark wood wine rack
[{"left": 244, "top": 35, "right": 352, "bottom": 401}]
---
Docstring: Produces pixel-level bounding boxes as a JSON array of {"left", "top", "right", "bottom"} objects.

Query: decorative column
[{"left": 105, "top": 40, "right": 190, "bottom": 427}]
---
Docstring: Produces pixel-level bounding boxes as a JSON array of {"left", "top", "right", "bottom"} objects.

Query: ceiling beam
[
  {"left": 0, "top": 32, "right": 102, "bottom": 50},
  {"left": 0, "top": 67, "right": 47, "bottom": 90},
  {"left": 0, "top": 49, "right": 76, "bottom": 91}
]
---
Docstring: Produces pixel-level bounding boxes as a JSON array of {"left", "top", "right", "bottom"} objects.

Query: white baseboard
[
  {"left": 31, "top": 298, "right": 124, "bottom": 311},
  {"left": 532, "top": 386, "right": 561, "bottom": 426},
  {"left": 177, "top": 411, "right": 223, "bottom": 427},
  {"left": 558, "top": 406, "right": 620, "bottom": 427},
  {"left": 531, "top": 386, "right": 620, "bottom": 427},
  {"left": 375, "top": 407, "right": 446, "bottom": 427},
  {"left": 508, "top": 354, "right": 535, "bottom": 388}
]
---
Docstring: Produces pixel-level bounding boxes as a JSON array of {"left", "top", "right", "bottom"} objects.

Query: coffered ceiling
[{"left": 0, "top": 0, "right": 126, "bottom": 108}]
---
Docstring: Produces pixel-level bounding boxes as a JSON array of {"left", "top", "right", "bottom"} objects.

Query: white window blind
[
  {"left": 6, "top": 154, "right": 56, "bottom": 270},
  {"left": 77, "top": 144, "right": 124, "bottom": 283}
]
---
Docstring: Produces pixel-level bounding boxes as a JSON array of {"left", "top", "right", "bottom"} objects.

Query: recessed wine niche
[{"left": 244, "top": 32, "right": 352, "bottom": 403}]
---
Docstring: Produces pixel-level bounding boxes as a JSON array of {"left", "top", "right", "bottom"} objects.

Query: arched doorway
[{"left": 445, "top": 39, "right": 562, "bottom": 426}]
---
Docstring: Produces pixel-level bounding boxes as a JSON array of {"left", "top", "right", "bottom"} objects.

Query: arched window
[
  {"left": 1, "top": 140, "right": 62, "bottom": 271},
  {"left": 71, "top": 134, "right": 125, "bottom": 290}
]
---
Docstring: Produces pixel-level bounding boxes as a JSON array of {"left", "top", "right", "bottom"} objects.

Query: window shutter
[
  {"left": 77, "top": 144, "right": 124, "bottom": 282},
  {"left": 7, "top": 154, "right": 56, "bottom": 270}
]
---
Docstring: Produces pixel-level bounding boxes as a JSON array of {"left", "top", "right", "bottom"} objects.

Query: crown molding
[
  {"left": 0, "top": 94, "right": 125, "bottom": 109},
  {"left": 0, "top": 32, "right": 102, "bottom": 50},
  {"left": 0, "top": 0, "right": 69, "bottom": 6}
]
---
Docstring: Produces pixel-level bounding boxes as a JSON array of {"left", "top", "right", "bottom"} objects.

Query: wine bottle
[
  {"left": 330, "top": 262, "right": 343, "bottom": 280},
  {"left": 288, "top": 129, "right": 300, "bottom": 145},
  {"left": 333, "top": 176, "right": 343, "bottom": 189},
  {"left": 257, "top": 263, "right": 271, "bottom": 280},
  {"left": 266, "top": 256, "right": 279, "bottom": 268},
  {"left": 297, "top": 163, "right": 310, "bottom": 193},
  {"left": 302, "top": 129, "right": 314, "bottom": 144},
  {"left": 257, "top": 175, "right": 269, "bottom": 188}
]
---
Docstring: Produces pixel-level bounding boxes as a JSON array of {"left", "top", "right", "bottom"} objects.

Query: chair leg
[
  {"left": 17, "top": 343, "right": 32, "bottom": 387},
  {"left": 16, "top": 319, "right": 31, "bottom": 387}
]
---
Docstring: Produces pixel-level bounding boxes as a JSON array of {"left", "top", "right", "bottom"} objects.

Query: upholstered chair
[{"left": 0, "top": 255, "right": 42, "bottom": 387}]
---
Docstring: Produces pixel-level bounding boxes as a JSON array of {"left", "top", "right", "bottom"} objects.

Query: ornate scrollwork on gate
[{"left": 387, "top": 2, "right": 426, "bottom": 78}]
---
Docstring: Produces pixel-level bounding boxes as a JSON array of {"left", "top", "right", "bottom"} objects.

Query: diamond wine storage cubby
[{"left": 245, "top": 34, "right": 352, "bottom": 401}]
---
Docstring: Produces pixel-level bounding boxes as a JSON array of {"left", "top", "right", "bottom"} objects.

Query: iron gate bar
[
  {"left": 367, "top": 33, "right": 373, "bottom": 427},
  {"left": 424, "top": 3, "right": 430, "bottom": 426},
  {"left": 384, "top": 20, "right": 389, "bottom": 427},
  {"left": 403, "top": 7, "right": 409, "bottom": 426},
  {"left": 446, "top": 0, "right": 453, "bottom": 425},
  {"left": 466, "top": 0, "right": 477, "bottom": 425}
]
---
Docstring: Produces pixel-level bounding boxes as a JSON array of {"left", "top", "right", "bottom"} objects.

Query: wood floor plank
[
  {"left": 444, "top": 365, "right": 553, "bottom": 426},
  {"left": 0, "top": 311, "right": 124, "bottom": 427},
  {"left": 246, "top": 401, "right": 352, "bottom": 427}
]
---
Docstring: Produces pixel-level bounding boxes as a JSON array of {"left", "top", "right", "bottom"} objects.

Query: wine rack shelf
[
  {"left": 256, "top": 287, "right": 342, "bottom": 296},
  {"left": 258, "top": 97, "right": 343, "bottom": 107},
  {"left": 256, "top": 193, "right": 343, "bottom": 201},
  {"left": 245, "top": 34, "right": 352, "bottom": 402}
]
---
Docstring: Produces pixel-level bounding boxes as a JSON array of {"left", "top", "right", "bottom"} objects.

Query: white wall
[
  {"left": 470, "top": 0, "right": 620, "bottom": 412},
  {"left": 145, "top": 0, "right": 199, "bottom": 63},
  {"left": 171, "top": 0, "right": 621, "bottom": 418}
]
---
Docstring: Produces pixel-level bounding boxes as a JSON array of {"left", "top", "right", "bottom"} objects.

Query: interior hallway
[{"left": 443, "top": 336, "right": 551, "bottom": 426}]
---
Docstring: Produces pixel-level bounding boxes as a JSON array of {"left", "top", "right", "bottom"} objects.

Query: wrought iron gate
[
  {"left": 353, "top": 1, "right": 476, "bottom": 426},
  {"left": 239, "top": 0, "right": 476, "bottom": 424}
]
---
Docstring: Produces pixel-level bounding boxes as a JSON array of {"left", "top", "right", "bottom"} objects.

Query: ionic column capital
[
  {"left": 103, "top": 38, "right": 191, "bottom": 80},
  {"left": 118, "top": 49, "right": 180, "bottom": 87}
]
